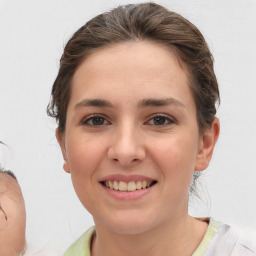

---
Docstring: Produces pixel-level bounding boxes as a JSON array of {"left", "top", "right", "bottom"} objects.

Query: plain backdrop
[{"left": 0, "top": 0, "right": 256, "bottom": 255}]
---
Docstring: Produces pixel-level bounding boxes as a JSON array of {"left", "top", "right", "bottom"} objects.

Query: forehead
[
  {"left": 71, "top": 41, "right": 192, "bottom": 105},
  {"left": 74, "top": 40, "right": 187, "bottom": 79},
  {"left": 0, "top": 173, "right": 21, "bottom": 195}
]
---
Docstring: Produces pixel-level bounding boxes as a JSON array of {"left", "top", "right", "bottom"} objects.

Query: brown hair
[{"left": 47, "top": 2, "right": 219, "bottom": 135}]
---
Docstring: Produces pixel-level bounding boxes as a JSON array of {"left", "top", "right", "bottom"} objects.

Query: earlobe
[
  {"left": 63, "top": 161, "right": 71, "bottom": 173},
  {"left": 195, "top": 118, "right": 220, "bottom": 171},
  {"left": 56, "top": 128, "right": 71, "bottom": 173}
]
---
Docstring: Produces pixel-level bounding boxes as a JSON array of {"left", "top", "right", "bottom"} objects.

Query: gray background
[{"left": 0, "top": 0, "right": 256, "bottom": 255}]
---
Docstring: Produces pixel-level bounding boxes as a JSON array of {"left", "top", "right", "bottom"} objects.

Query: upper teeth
[{"left": 104, "top": 180, "right": 153, "bottom": 192}]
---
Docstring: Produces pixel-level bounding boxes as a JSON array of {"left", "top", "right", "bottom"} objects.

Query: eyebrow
[
  {"left": 74, "top": 99, "right": 113, "bottom": 109},
  {"left": 139, "top": 98, "right": 185, "bottom": 108},
  {"left": 74, "top": 97, "right": 185, "bottom": 109}
]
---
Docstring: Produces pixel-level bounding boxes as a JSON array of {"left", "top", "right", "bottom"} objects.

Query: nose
[{"left": 107, "top": 124, "right": 146, "bottom": 167}]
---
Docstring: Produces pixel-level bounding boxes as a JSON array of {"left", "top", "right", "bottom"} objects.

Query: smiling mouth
[{"left": 100, "top": 180, "right": 157, "bottom": 192}]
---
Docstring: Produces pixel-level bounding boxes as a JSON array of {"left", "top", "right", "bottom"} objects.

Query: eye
[
  {"left": 81, "top": 115, "right": 109, "bottom": 126},
  {"left": 147, "top": 115, "right": 175, "bottom": 126}
]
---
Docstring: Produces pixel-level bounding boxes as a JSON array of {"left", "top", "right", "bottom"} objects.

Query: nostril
[
  {"left": 111, "top": 156, "right": 140, "bottom": 166},
  {"left": 107, "top": 139, "right": 146, "bottom": 166}
]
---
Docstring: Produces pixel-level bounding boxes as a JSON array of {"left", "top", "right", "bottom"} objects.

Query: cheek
[
  {"left": 150, "top": 135, "right": 198, "bottom": 186},
  {"left": 0, "top": 209, "right": 7, "bottom": 230},
  {"left": 152, "top": 134, "right": 198, "bottom": 166},
  {"left": 1, "top": 201, "right": 26, "bottom": 252},
  {"left": 66, "top": 134, "right": 105, "bottom": 174},
  {"left": 9, "top": 200, "right": 26, "bottom": 231},
  {"left": 13, "top": 208, "right": 26, "bottom": 248},
  {"left": 65, "top": 134, "right": 108, "bottom": 199}
]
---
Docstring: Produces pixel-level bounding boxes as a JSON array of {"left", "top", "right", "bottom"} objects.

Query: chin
[{"left": 97, "top": 213, "right": 159, "bottom": 235}]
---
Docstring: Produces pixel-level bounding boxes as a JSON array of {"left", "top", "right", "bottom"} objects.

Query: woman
[{"left": 47, "top": 3, "right": 255, "bottom": 256}]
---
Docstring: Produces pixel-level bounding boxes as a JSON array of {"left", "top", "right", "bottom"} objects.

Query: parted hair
[{"left": 47, "top": 2, "right": 219, "bottom": 135}]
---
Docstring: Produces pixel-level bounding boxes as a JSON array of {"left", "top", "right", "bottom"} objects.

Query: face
[
  {"left": 58, "top": 41, "right": 218, "bottom": 235},
  {"left": 0, "top": 173, "right": 26, "bottom": 255}
]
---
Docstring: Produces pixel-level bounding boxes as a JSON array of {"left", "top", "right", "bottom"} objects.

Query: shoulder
[
  {"left": 63, "top": 227, "right": 95, "bottom": 256},
  {"left": 232, "top": 228, "right": 256, "bottom": 256},
  {"left": 205, "top": 221, "right": 256, "bottom": 256}
]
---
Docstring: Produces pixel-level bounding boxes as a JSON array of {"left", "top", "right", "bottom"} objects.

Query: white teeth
[
  {"left": 136, "top": 181, "right": 142, "bottom": 190},
  {"left": 104, "top": 180, "right": 155, "bottom": 192},
  {"left": 128, "top": 181, "right": 136, "bottom": 192},
  {"left": 119, "top": 181, "right": 128, "bottom": 191},
  {"left": 113, "top": 181, "right": 119, "bottom": 190}
]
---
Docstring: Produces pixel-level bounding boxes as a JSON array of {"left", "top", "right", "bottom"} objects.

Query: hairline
[
  {"left": 0, "top": 170, "right": 17, "bottom": 181},
  {"left": 59, "top": 39, "right": 203, "bottom": 134}
]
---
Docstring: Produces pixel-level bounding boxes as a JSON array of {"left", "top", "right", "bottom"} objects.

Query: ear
[
  {"left": 56, "top": 128, "right": 71, "bottom": 173},
  {"left": 195, "top": 117, "right": 220, "bottom": 171}
]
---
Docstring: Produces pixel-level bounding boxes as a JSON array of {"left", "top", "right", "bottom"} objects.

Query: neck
[{"left": 92, "top": 215, "right": 208, "bottom": 256}]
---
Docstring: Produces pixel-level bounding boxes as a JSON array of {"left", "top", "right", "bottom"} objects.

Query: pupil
[
  {"left": 154, "top": 117, "right": 165, "bottom": 125},
  {"left": 93, "top": 117, "right": 104, "bottom": 125}
]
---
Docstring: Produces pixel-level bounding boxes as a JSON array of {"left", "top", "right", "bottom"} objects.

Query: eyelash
[
  {"left": 146, "top": 114, "right": 175, "bottom": 126},
  {"left": 81, "top": 114, "right": 110, "bottom": 126},
  {"left": 81, "top": 114, "right": 175, "bottom": 127}
]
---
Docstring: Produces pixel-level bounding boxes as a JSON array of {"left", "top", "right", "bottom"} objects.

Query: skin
[
  {"left": 0, "top": 172, "right": 26, "bottom": 256},
  {"left": 57, "top": 40, "right": 219, "bottom": 256}
]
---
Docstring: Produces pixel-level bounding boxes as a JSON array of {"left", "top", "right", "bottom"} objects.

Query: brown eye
[
  {"left": 91, "top": 117, "right": 105, "bottom": 125},
  {"left": 147, "top": 115, "right": 175, "bottom": 126},
  {"left": 153, "top": 116, "right": 167, "bottom": 125},
  {"left": 82, "top": 115, "right": 109, "bottom": 126}
]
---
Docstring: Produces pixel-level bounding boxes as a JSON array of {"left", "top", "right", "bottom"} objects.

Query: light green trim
[
  {"left": 192, "top": 218, "right": 222, "bottom": 256},
  {"left": 64, "top": 227, "right": 95, "bottom": 256},
  {"left": 64, "top": 219, "right": 221, "bottom": 256}
]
